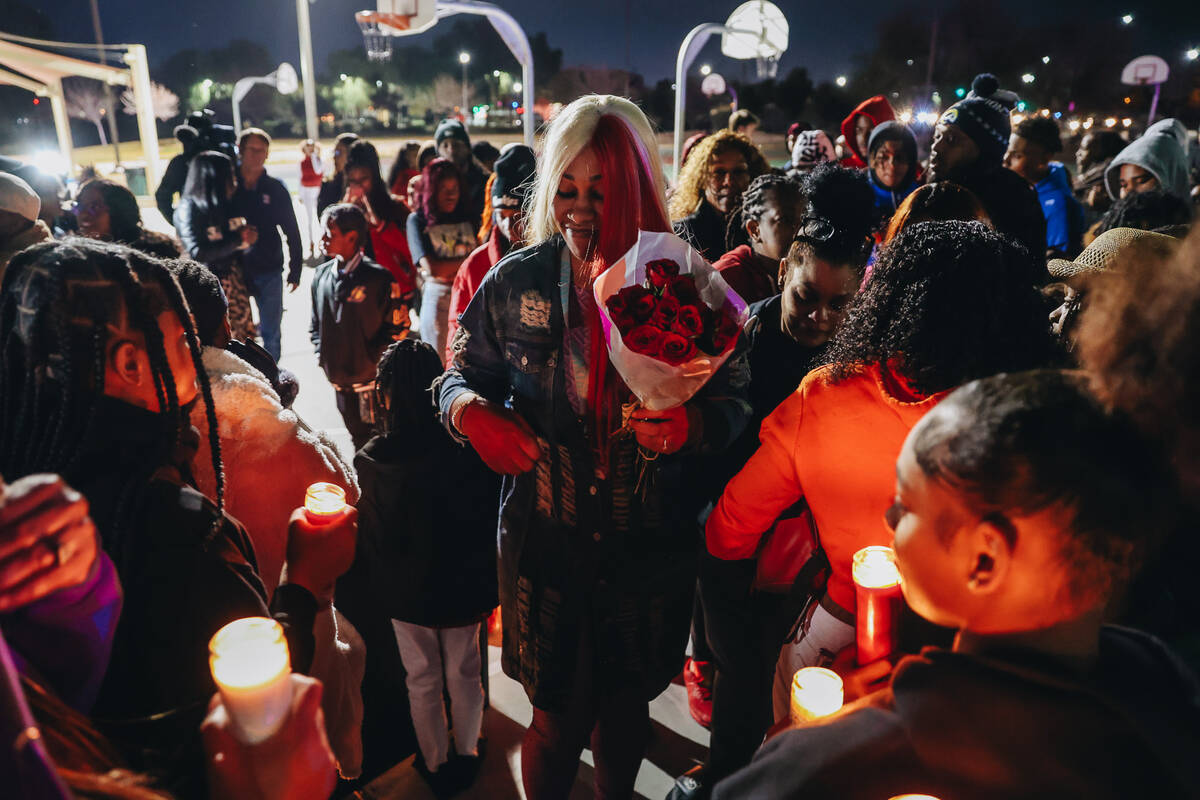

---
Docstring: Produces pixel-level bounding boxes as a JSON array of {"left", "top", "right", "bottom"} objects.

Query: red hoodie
[{"left": 839, "top": 95, "right": 896, "bottom": 169}]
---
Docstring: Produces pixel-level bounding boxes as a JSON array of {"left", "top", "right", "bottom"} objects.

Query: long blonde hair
[
  {"left": 526, "top": 95, "right": 669, "bottom": 251},
  {"left": 667, "top": 129, "right": 769, "bottom": 220}
]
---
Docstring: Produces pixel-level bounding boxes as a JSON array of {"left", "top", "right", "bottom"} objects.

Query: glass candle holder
[
  {"left": 852, "top": 545, "right": 903, "bottom": 665},
  {"left": 208, "top": 617, "right": 292, "bottom": 744},
  {"left": 789, "top": 666, "right": 844, "bottom": 725},
  {"left": 304, "top": 482, "right": 346, "bottom": 524}
]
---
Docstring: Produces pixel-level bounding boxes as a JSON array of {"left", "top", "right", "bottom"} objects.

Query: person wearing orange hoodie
[
  {"left": 839, "top": 95, "right": 896, "bottom": 169},
  {"left": 705, "top": 220, "right": 1053, "bottom": 724}
]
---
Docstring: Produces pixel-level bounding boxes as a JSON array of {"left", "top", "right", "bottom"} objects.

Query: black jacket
[
  {"left": 310, "top": 253, "right": 406, "bottom": 387},
  {"left": 953, "top": 164, "right": 1050, "bottom": 285},
  {"left": 714, "top": 626, "right": 1200, "bottom": 800},
  {"left": 675, "top": 199, "right": 749, "bottom": 263},
  {"left": 317, "top": 174, "right": 345, "bottom": 216},
  {"left": 155, "top": 152, "right": 192, "bottom": 225},
  {"left": 173, "top": 198, "right": 242, "bottom": 278},
  {"left": 354, "top": 431, "right": 499, "bottom": 627},
  {"left": 232, "top": 171, "right": 303, "bottom": 283}
]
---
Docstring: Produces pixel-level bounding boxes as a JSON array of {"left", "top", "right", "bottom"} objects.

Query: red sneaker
[{"left": 684, "top": 658, "right": 714, "bottom": 729}]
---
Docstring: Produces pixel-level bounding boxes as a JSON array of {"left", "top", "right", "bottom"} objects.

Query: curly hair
[
  {"left": 668, "top": 130, "right": 770, "bottom": 220},
  {"left": 826, "top": 220, "right": 1052, "bottom": 394},
  {"left": 1076, "top": 229, "right": 1198, "bottom": 483},
  {"left": 1095, "top": 189, "right": 1192, "bottom": 236},
  {"left": 883, "top": 182, "right": 991, "bottom": 244},
  {"left": 789, "top": 163, "right": 877, "bottom": 267}
]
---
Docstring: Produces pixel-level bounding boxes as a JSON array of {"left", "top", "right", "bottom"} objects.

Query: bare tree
[
  {"left": 121, "top": 82, "right": 180, "bottom": 121},
  {"left": 64, "top": 78, "right": 110, "bottom": 145},
  {"left": 433, "top": 74, "right": 467, "bottom": 114}
]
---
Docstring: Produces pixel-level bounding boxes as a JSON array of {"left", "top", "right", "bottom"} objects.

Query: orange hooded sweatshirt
[
  {"left": 706, "top": 362, "right": 947, "bottom": 613},
  {"left": 840, "top": 95, "right": 896, "bottom": 169}
]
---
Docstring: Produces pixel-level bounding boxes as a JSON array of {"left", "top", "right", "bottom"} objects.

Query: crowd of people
[{"left": 1, "top": 67, "right": 1200, "bottom": 800}]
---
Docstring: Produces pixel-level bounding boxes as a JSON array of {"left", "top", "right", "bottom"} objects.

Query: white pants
[
  {"left": 771, "top": 601, "right": 856, "bottom": 722},
  {"left": 392, "top": 620, "right": 484, "bottom": 770},
  {"left": 299, "top": 185, "right": 321, "bottom": 252}
]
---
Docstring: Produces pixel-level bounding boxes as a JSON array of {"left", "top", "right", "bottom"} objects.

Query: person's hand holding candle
[
  {"left": 0, "top": 473, "right": 99, "bottom": 613},
  {"left": 202, "top": 672, "right": 337, "bottom": 800},
  {"left": 285, "top": 487, "right": 356, "bottom": 604}
]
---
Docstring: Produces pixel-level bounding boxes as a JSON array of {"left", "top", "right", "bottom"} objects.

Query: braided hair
[
  {"left": 0, "top": 239, "right": 225, "bottom": 549},
  {"left": 736, "top": 173, "right": 801, "bottom": 240},
  {"left": 374, "top": 338, "right": 444, "bottom": 436}
]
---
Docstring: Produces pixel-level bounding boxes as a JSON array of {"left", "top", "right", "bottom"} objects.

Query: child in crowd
[
  {"left": 1004, "top": 116, "right": 1085, "bottom": 259},
  {"left": 714, "top": 370, "right": 1200, "bottom": 799},
  {"left": 355, "top": 339, "right": 498, "bottom": 798},
  {"left": 311, "top": 203, "right": 410, "bottom": 449},
  {"left": 714, "top": 174, "right": 803, "bottom": 304}
]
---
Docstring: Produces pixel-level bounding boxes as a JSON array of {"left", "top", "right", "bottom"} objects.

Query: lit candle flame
[
  {"left": 789, "top": 666, "right": 843, "bottom": 725},
  {"left": 304, "top": 482, "right": 346, "bottom": 520},
  {"left": 209, "top": 617, "right": 292, "bottom": 743},
  {"left": 852, "top": 545, "right": 901, "bottom": 589}
]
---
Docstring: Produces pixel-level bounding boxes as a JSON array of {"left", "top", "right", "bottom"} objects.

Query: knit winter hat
[
  {"left": 491, "top": 145, "right": 536, "bottom": 207},
  {"left": 434, "top": 118, "right": 471, "bottom": 147},
  {"left": 790, "top": 130, "right": 837, "bottom": 170},
  {"left": 938, "top": 73, "right": 1019, "bottom": 167}
]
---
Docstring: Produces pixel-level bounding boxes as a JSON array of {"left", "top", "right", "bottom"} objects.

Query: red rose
[
  {"left": 611, "top": 308, "right": 637, "bottom": 335},
  {"left": 661, "top": 333, "right": 697, "bottom": 365},
  {"left": 650, "top": 294, "right": 681, "bottom": 330},
  {"left": 606, "top": 292, "right": 629, "bottom": 318},
  {"left": 625, "top": 324, "right": 665, "bottom": 357},
  {"left": 672, "top": 305, "right": 704, "bottom": 338},
  {"left": 710, "top": 308, "right": 740, "bottom": 352},
  {"left": 646, "top": 258, "right": 681, "bottom": 291},
  {"left": 665, "top": 275, "right": 703, "bottom": 306},
  {"left": 623, "top": 285, "right": 657, "bottom": 322}
]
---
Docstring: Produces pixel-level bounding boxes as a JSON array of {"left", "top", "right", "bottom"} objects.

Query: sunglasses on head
[{"left": 794, "top": 215, "right": 837, "bottom": 243}]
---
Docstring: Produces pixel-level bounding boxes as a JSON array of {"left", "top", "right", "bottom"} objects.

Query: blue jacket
[
  {"left": 868, "top": 169, "right": 919, "bottom": 219},
  {"left": 437, "top": 234, "right": 751, "bottom": 710},
  {"left": 1037, "top": 162, "right": 1085, "bottom": 258},
  {"left": 232, "top": 171, "right": 303, "bottom": 283}
]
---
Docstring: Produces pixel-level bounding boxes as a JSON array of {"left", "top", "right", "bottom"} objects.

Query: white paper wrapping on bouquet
[{"left": 593, "top": 230, "right": 748, "bottom": 410}]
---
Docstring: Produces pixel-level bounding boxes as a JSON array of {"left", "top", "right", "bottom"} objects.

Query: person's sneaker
[
  {"left": 684, "top": 658, "right": 714, "bottom": 728},
  {"left": 666, "top": 765, "right": 709, "bottom": 800}
]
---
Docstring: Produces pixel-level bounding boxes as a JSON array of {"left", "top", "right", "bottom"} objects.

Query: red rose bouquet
[{"left": 594, "top": 231, "right": 748, "bottom": 410}]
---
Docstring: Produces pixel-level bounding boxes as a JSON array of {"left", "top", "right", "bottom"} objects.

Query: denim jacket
[{"left": 437, "top": 234, "right": 751, "bottom": 710}]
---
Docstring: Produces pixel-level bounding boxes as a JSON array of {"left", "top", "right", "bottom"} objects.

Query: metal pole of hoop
[
  {"left": 673, "top": 24, "right": 759, "bottom": 181},
  {"left": 435, "top": 0, "right": 535, "bottom": 148}
]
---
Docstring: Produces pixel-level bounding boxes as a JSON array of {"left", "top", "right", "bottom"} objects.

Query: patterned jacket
[{"left": 437, "top": 235, "right": 751, "bottom": 711}]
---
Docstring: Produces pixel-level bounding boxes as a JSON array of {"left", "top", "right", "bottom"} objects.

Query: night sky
[{"left": 38, "top": 0, "right": 1200, "bottom": 85}]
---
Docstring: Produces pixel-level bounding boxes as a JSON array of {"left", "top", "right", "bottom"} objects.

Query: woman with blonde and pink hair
[{"left": 437, "top": 95, "right": 751, "bottom": 798}]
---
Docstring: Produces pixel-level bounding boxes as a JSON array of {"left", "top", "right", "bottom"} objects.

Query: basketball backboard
[
  {"left": 701, "top": 72, "right": 727, "bottom": 97},
  {"left": 1121, "top": 55, "right": 1169, "bottom": 86},
  {"left": 721, "top": 1, "right": 788, "bottom": 62}
]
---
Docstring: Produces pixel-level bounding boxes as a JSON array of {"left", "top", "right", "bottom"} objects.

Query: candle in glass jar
[
  {"left": 789, "top": 666, "right": 844, "bottom": 725},
  {"left": 209, "top": 617, "right": 292, "bottom": 744},
  {"left": 853, "top": 545, "right": 903, "bottom": 665},
  {"left": 304, "top": 482, "right": 346, "bottom": 524}
]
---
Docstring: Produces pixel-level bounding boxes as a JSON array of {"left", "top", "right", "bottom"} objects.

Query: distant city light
[
  {"left": 1012, "top": 113, "right": 1025, "bottom": 124},
  {"left": 376, "top": 80, "right": 383, "bottom": 87},
  {"left": 1105, "top": 117, "right": 1118, "bottom": 127},
  {"left": 1122, "top": 118, "right": 1133, "bottom": 128},
  {"left": 493, "top": 69, "right": 500, "bottom": 77},
  {"left": 1021, "top": 73, "right": 1035, "bottom": 84},
  {"left": 1016, "top": 101, "right": 1027, "bottom": 112},
  {"left": 700, "top": 64, "right": 712, "bottom": 76},
  {"left": 1042, "top": 56, "right": 1050, "bottom": 64},
  {"left": 906, "top": 59, "right": 914, "bottom": 66},
  {"left": 32, "top": 150, "right": 69, "bottom": 175},
  {"left": 955, "top": 86, "right": 966, "bottom": 98},
  {"left": 202, "top": 78, "right": 213, "bottom": 88},
  {"left": 835, "top": 75, "right": 847, "bottom": 87},
  {"left": 1188, "top": 48, "right": 1200, "bottom": 61},
  {"left": 1053, "top": 112, "right": 1062, "bottom": 119},
  {"left": 1040, "top": 109, "right": 1050, "bottom": 117},
  {"left": 459, "top": 51, "right": 471, "bottom": 64},
  {"left": 1068, "top": 120, "right": 1081, "bottom": 131},
  {"left": 1121, "top": 13, "right": 1133, "bottom": 24},
  {"left": 513, "top": 81, "right": 522, "bottom": 92},
  {"left": 916, "top": 111, "right": 937, "bottom": 125},
  {"left": 339, "top": 73, "right": 348, "bottom": 81},
  {"left": 898, "top": 110, "right": 913, "bottom": 123}
]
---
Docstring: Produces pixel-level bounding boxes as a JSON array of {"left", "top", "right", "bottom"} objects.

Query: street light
[
  {"left": 513, "top": 81, "right": 522, "bottom": 93},
  {"left": 1188, "top": 48, "right": 1199, "bottom": 61},
  {"left": 835, "top": 75, "right": 847, "bottom": 87},
  {"left": 1021, "top": 73, "right": 1035, "bottom": 83},
  {"left": 459, "top": 51, "right": 470, "bottom": 119},
  {"left": 1121, "top": 13, "right": 1133, "bottom": 24},
  {"left": 700, "top": 64, "right": 712, "bottom": 76},
  {"left": 339, "top": 73, "right": 348, "bottom": 81},
  {"left": 1042, "top": 55, "right": 1050, "bottom": 64},
  {"left": 202, "top": 78, "right": 213, "bottom": 88}
]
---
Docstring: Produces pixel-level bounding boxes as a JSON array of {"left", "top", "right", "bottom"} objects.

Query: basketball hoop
[
  {"left": 356, "top": 9, "right": 417, "bottom": 61},
  {"left": 755, "top": 55, "right": 779, "bottom": 80}
]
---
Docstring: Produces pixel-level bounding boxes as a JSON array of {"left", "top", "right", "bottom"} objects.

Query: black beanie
[
  {"left": 491, "top": 145, "right": 536, "bottom": 206},
  {"left": 938, "top": 73, "right": 1018, "bottom": 167},
  {"left": 867, "top": 121, "right": 918, "bottom": 170},
  {"left": 435, "top": 118, "right": 471, "bottom": 147}
]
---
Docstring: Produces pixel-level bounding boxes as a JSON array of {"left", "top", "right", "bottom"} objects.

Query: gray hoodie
[{"left": 1105, "top": 118, "right": 1190, "bottom": 201}]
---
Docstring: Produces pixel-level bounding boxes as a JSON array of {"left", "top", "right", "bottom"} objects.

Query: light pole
[{"left": 459, "top": 51, "right": 470, "bottom": 120}]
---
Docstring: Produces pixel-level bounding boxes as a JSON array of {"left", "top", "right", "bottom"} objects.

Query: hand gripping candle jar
[
  {"left": 852, "top": 545, "right": 903, "bottom": 665},
  {"left": 208, "top": 617, "right": 292, "bottom": 744},
  {"left": 789, "top": 666, "right": 844, "bottom": 725},
  {"left": 304, "top": 482, "right": 347, "bottom": 524}
]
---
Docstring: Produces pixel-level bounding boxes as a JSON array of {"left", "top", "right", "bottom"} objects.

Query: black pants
[
  {"left": 335, "top": 387, "right": 376, "bottom": 451},
  {"left": 698, "top": 553, "right": 792, "bottom": 785}
]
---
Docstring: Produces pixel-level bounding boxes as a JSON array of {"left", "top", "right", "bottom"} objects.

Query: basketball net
[
  {"left": 755, "top": 54, "right": 779, "bottom": 80},
  {"left": 355, "top": 9, "right": 416, "bottom": 62}
]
